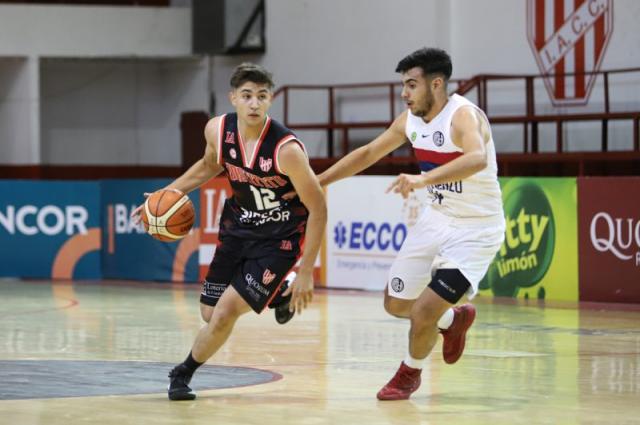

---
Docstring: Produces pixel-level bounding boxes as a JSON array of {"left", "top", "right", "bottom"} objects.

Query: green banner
[{"left": 479, "top": 177, "right": 578, "bottom": 301}]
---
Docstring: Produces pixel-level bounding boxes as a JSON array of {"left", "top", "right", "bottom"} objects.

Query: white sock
[
  {"left": 403, "top": 354, "right": 425, "bottom": 370},
  {"left": 437, "top": 308, "right": 455, "bottom": 330}
]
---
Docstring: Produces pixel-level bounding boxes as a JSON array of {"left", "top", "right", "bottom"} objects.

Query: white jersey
[{"left": 405, "top": 94, "right": 503, "bottom": 221}]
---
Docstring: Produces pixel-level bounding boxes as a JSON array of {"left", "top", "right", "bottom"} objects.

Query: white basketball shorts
[{"left": 387, "top": 207, "right": 505, "bottom": 301}]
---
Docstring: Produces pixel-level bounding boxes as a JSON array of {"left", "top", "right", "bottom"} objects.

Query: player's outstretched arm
[
  {"left": 317, "top": 111, "right": 408, "bottom": 187},
  {"left": 387, "top": 106, "right": 489, "bottom": 198},
  {"left": 131, "top": 117, "right": 226, "bottom": 223},
  {"left": 166, "top": 116, "right": 226, "bottom": 194},
  {"left": 278, "top": 141, "right": 327, "bottom": 315}
]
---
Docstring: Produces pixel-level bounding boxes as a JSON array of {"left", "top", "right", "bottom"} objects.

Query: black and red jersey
[{"left": 216, "top": 113, "right": 309, "bottom": 239}]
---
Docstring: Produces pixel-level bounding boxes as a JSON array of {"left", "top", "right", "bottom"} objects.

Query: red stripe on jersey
[{"left": 413, "top": 148, "right": 462, "bottom": 165}]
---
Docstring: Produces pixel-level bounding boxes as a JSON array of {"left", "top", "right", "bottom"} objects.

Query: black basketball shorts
[{"left": 200, "top": 232, "right": 303, "bottom": 313}]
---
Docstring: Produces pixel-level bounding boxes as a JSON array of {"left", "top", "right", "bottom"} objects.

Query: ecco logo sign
[{"left": 334, "top": 221, "right": 406, "bottom": 251}]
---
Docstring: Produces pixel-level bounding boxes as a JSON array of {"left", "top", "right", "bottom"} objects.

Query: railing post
[
  {"left": 602, "top": 119, "right": 609, "bottom": 152},
  {"left": 525, "top": 76, "right": 535, "bottom": 153},
  {"left": 634, "top": 117, "right": 639, "bottom": 151},
  {"left": 604, "top": 72, "right": 610, "bottom": 113},
  {"left": 556, "top": 120, "right": 563, "bottom": 153},
  {"left": 480, "top": 76, "right": 488, "bottom": 112},
  {"left": 341, "top": 127, "right": 349, "bottom": 156}
]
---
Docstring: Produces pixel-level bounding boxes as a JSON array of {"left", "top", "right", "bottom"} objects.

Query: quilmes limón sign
[{"left": 481, "top": 181, "right": 555, "bottom": 297}]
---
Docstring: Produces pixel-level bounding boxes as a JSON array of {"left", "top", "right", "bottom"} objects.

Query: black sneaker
[
  {"left": 273, "top": 272, "right": 296, "bottom": 325},
  {"left": 168, "top": 364, "right": 196, "bottom": 401}
]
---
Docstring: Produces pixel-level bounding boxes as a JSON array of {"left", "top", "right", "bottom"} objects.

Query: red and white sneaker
[
  {"left": 441, "top": 303, "right": 476, "bottom": 364},
  {"left": 376, "top": 362, "right": 422, "bottom": 401}
]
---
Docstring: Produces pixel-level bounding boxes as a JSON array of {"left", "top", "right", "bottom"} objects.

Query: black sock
[{"left": 182, "top": 351, "right": 203, "bottom": 375}]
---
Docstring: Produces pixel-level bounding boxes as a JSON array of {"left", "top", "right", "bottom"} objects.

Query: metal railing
[{"left": 273, "top": 68, "right": 640, "bottom": 166}]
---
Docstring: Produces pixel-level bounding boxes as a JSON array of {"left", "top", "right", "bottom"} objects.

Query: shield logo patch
[{"left": 526, "top": 0, "right": 613, "bottom": 106}]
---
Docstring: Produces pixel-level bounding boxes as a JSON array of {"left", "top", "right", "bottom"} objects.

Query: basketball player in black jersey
[{"left": 134, "top": 63, "right": 326, "bottom": 401}]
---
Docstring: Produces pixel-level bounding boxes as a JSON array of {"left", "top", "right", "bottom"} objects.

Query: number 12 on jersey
[{"left": 249, "top": 186, "right": 280, "bottom": 210}]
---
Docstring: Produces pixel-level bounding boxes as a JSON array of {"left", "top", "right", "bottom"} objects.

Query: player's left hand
[
  {"left": 282, "top": 271, "right": 314, "bottom": 314},
  {"left": 386, "top": 173, "right": 427, "bottom": 198}
]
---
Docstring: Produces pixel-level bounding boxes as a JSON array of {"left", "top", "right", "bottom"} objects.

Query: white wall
[
  {"left": 0, "top": 5, "right": 191, "bottom": 57},
  {"left": 40, "top": 58, "right": 209, "bottom": 165},
  {"left": 0, "top": 57, "right": 39, "bottom": 164}
]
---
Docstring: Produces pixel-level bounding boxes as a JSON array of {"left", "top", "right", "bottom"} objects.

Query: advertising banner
[
  {"left": 101, "top": 179, "right": 200, "bottom": 283},
  {"left": 0, "top": 180, "right": 101, "bottom": 279},
  {"left": 325, "top": 176, "right": 427, "bottom": 291},
  {"left": 479, "top": 178, "right": 578, "bottom": 301},
  {"left": 578, "top": 177, "right": 640, "bottom": 303}
]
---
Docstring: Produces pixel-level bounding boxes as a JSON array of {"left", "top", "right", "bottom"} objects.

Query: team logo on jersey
[
  {"left": 229, "top": 148, "right": 237, "bottom": 159},
  {"left": 224, "top": 131, "right": 235, "bottom": 144},
  {"left": 280, "top": 240, "right": 293, "bottom": 251},
  {"left": 262, "top": 269, "right": 276, "bottom": 285},
  {"left": 433, "top": 131, "right": 445, "bottom": 147},
  {"left": 410, "top": 131, "right": 417, "bottom": 142},
  {"left": 259, "top": 157, "right": 273, "bottom": 172},
  {"left": 527, "top": 0, "right": 613, "bottom": 106},
  {"left": 391, "top": 277, "right": 404, "bottom": 293}
]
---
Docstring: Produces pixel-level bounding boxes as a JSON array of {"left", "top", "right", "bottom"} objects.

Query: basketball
[{"left": 141, "top": 189, "right": 195, "bottom": 242}]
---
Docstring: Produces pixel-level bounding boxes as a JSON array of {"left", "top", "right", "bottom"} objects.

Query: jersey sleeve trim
[{"left": 274, "top": 135, "right": 306, "bottom": 175}]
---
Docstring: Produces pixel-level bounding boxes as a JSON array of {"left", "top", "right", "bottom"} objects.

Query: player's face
[
  {"left": 400, "top": 67, "right": 436, "bottom": 118},
  {"left": 230, "top": 82, "right": 273, "bottom": 125}
]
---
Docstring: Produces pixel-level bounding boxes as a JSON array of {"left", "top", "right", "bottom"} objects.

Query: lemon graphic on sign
[{"left": 480, "top": 180, "right": 555, "bottom": 298}]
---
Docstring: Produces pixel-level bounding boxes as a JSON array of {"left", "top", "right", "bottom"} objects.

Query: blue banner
[
  {"left": 100, "top": 180, "right": 200, "bottom": 282},
  {"left": 0, "top": 181, "right": 101, "bottom": 279}
]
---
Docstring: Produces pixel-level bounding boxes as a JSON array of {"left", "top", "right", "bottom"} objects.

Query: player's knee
[
  {"left": 208, "top": 313, "right": 235, "bottom": 333},
  {"left": 208, "top": 305, "right": 243, "bottom": 332}
]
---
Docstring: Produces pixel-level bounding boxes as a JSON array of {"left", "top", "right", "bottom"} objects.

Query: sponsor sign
[
  {"left": 480, "top": 178, "right": 578, "bottom": 301},
  {"left": 101, "top": 179, "right": 200, "bottom": 282},
  {"left": 578, "top": 177, "right": 640, "bottom": 303},
  {"left": 326, "top": 176, "right": 426, "bottom": 291},
  {"left": 0, "top": 181, "right": 101, "bottom": 279}
]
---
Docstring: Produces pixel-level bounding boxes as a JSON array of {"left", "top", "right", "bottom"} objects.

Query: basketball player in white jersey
[{"left": 317, "top": 48, "right": 505, "bottom": 400}]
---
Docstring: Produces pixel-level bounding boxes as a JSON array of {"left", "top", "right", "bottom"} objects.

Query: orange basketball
[{"left": 141, "top": 189, "right": 195, "bottom": 242}]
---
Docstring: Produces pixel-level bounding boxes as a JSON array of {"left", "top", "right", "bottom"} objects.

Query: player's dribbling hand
[
  {"left": 386, "top": 173, "right": 426, "bottom": 199},
  {"left": 282, "top": 271, "right": 313, "bottom": 314},
  {"left": 130, "top": 192, "right": 151, "bottom": 225}
]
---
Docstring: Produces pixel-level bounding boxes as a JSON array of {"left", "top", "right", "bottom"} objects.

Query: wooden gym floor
[{"left": 1, "top": 279, "right": 639, "bottom": 425}]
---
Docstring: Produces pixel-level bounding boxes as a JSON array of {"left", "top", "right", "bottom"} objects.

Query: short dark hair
[
  {"left": 395, "top": 48, "right": 452, "bottom": 81},
  {"left": 229, "top": 62, "right": 274, "bottom": 89}
]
